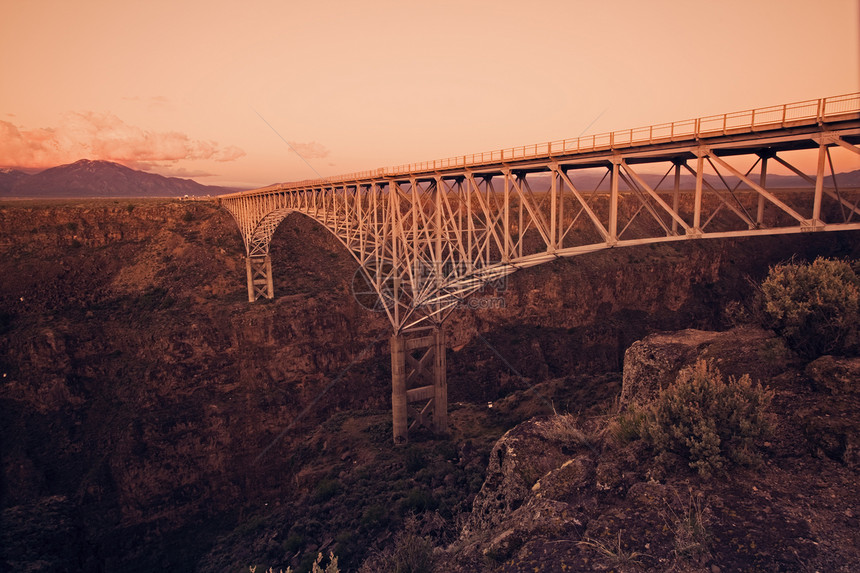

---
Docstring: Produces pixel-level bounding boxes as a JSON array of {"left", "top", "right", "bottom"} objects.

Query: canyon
[{"left": 1, "top": 198, "right": 858, "bottom": 571}]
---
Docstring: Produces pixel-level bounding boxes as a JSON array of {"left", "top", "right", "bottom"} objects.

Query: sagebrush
[
  {"left": 761, "top": 257, "right": 859, "bottom": 358},
  {"left": 641, "top": 359, "right": 773, "bottom": 478}
]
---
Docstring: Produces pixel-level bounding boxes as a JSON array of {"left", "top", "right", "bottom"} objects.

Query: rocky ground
[
  {"left": 437, "top": 327, "right": 860, "bottom": 572},
  {"left": 0, "top": 198, "right": 858, "bottom": 571}
]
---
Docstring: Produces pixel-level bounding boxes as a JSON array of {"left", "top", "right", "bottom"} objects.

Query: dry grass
[
  {"left": 540, "top": 412, "right": 601, "bottom": 452},
  {"left": 578, "top": 531, "right": 647, "bottom": 569},
  {"left": 665, "top": 490, "right": 712, "bottom": 562}
]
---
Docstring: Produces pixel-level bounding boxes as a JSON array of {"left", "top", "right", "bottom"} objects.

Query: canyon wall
[{"left": 1, "top": 199, "right": 857, "bottom": 570}]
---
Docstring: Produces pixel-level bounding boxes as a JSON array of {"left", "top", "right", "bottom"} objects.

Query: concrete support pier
[
  {"left": 390, "top": 325, "right": 448, "bottom": 444},
  {"left": 246, "top": 254, "right": 274, "bottom": 302}
]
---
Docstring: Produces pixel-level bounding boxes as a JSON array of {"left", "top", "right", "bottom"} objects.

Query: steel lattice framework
[{"left": 219, "top": 93, "right": 860, "bottom": 443}]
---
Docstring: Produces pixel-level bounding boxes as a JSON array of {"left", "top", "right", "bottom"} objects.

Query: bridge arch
[{"left": 218, "top": 93, "right": 860, "bottom": 443}]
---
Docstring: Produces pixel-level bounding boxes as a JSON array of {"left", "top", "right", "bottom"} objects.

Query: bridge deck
[{"left": 223, "top": 92, "right": 860, "bottom": 196}]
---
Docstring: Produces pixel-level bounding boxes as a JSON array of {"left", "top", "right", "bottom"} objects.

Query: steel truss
[{"left": 219, "top": 93, "right": 860, "bottom": 444}]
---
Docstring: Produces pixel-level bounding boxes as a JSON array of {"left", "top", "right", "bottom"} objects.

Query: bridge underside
[{"left": 219, "top": 94, "right": 860, "bottom": 443}]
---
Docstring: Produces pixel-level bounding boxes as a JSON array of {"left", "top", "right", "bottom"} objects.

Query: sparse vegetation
[
  {"left": 250, "top": 552, "right": 339, "bottom": 573},
  {"left": 579, "top": 531, "right": 647, "bottom": 568},
  {"left": 666, "top": 490, "right": 711, "bottom": 561},
  {"left": 761, "top": 257, "right": 859, "bottom": 358},
  {"left": 640, "top": 359, "right": 774, "bottom": 478},
  {"left": 610, "top": 403, "right": 647, "bottom": 444},
  {"left": 540, "top": 412, "right": 599, "bottom": 450},
  {"left": 312, "top": 478, "right": 341, "bottom": 503},
  {"left": 359, "top": 529, "right": 435, "bottom": 573}
]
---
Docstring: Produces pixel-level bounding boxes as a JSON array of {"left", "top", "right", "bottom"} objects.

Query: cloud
[
  {"left": 288, "top": 141, "right": 329, "bottom": 159},
  {"left": 124, "top": 161, "right": 218, "bottom": 178},
  {"left": 0, "top": 111, "right": 246, "bottom": 169}
]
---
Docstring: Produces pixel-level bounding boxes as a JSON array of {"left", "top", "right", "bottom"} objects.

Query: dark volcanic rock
[
  {"left": 806, "top": 355, "right": 860, "bottom": 395},
  {"left": 1, "top": 496, "right": 87, "bottom": 572}
]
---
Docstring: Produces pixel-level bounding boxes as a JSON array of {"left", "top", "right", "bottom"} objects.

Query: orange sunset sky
[{"left": 1, "top": 0, "right": 859, "bottom": 188}]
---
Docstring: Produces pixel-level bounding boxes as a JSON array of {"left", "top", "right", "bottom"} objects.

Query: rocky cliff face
[
  {"left": 440, "top": 327, "right": 860, "bottom": 572},
  {"left": 1, "top": 199, "right": 857, "bottom": 571}
]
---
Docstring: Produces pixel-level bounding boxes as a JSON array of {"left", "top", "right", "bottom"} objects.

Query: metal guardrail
[{"left": 247, "top": 92, "right": 860, "bottom": 193}]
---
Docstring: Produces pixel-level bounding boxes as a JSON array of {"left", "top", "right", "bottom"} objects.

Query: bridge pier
[
  {"left": 246, "top": 254, "right": 274, "bottom": 302},
  {"left": 390, "top": 325, "right": 448, "bottom": 445}
]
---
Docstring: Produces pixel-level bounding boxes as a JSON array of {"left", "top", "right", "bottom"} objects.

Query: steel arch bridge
[{"left": 219, "top": 93, "right": 860, "bottom": 444}]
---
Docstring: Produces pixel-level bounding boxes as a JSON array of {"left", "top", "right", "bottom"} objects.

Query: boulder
[
  {"left": 620, "top": 326, "right": 780, "bottom": 408},
  {"left": 620, "top": 329, "right": 722, "bottom": 407},
  {"left": 805, "top": 355, "right": 860, "bottom": 395},
  {"left": 460, "top": 418, "right": 568, "bottom": 540}
]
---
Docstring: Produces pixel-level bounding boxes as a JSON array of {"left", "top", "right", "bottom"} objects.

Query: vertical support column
[
  {"left": 549, "top": 167, "right": 558, "bottom": 252},
  {"left": 757, "top": 154, "right": 768, "bottom": 227},
  {"left": 516, "top": 173, "right": 524, "bottom": 258},
  {"left": 264, "top": 255, "right": 274, "bottom": 299},
  {"left": 608, "top": 159, "right": 619, "bottom": 243},
  {"left": 391, "top": 333, "right": 408, "bottom": 445},
  {"left": 812, "top": 141, "right": 827, "bottom": 227},
  {"left": 433, "top": 326, "right": 447, "bottom": 434},
  {"left": 671, "top": 161, "right": 681, "bottom": 234},
  {"left": 246, "top": 256, "right": 255, "bottom": 303},
  {"left": 503, "top": 171, "right": 511, "bottom": 262},
  {"left": 692, "top": 150, "right": 705, "bottom": 235},
  {"left": 434, "top": 177, "right": 443, "bottom": 284}
]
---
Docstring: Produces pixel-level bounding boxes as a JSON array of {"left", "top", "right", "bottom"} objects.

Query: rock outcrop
[{"left": 441, "top": 326, "right": 860, "bottom": 571}]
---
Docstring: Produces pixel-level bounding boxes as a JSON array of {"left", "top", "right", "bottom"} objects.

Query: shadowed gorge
[{"left": 1, "top": 199, "right": 858, "bottom": 570}]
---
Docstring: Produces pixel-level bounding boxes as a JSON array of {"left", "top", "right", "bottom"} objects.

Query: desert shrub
[
  {"left": 360, "top": 503, "right": 388, "bottom": 527},
  {"left": 641, "top": 360, "right": 773, "bottom": 478},
  {"left": 760, "top": 257, "right": 859, "bottom": 358},
  {"left": 250, "top": 552, "right": 339, "bottom": 573},
  {"left": 404, "top": 446, "right": 426, "bottom": 473},
  {"left": 282, "top": 532, "right": 305, "bottom": 554},
  {"left": 312, "top": 478, "right": 341, "bottom": 503},
  {"left": 399, "top": 488, "right": 436, "bottom": 515},
  {"left": 359, "top": 532, "right": 435, "bottom": 573},
  {"left": 610, "top": 403, "right": 646, "bottom": 444}
]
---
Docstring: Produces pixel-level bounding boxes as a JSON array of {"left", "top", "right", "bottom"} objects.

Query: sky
[{"left": 1, "top": 0, "right": 858, "bottom": 188}]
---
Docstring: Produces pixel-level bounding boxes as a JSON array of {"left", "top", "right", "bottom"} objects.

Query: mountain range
[
  {"left": 0, "top": 160, "right": 234, "bottom": 197},
  {"left": 1, "top": 159, "right": 858, "bottom": 199}
]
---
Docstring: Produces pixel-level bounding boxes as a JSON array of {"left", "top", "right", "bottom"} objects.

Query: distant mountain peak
[
  {"left": 0, "top": 159, "right": 229, "bottom": 198},
  {"left": 61, "top": 159, "right": 129, "bottom": 170}
]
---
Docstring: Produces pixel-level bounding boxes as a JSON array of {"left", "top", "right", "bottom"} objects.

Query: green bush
[
  {"left": 641, "top": 360, "right": 773, "bottom": 478},
  {"left": 761, "top": 257, "right": 859, "bottom": 358}
]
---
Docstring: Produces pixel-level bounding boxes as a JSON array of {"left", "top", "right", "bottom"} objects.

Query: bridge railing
[{"left": 242, "top": 92, "right": 859, "bottom": 194}]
